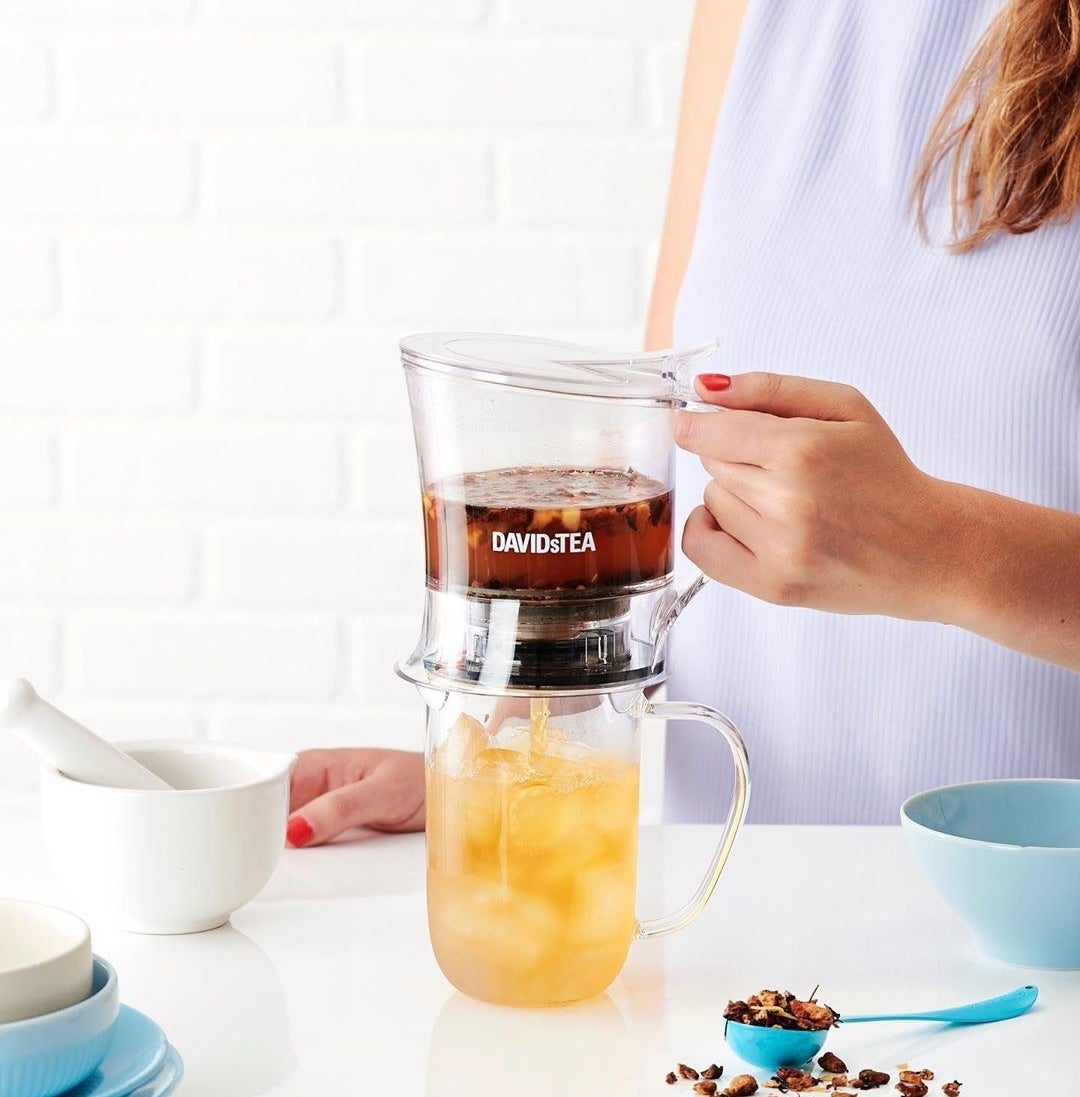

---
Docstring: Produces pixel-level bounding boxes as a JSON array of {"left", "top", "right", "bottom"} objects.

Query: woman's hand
[
  {"left": 286, "top": 748, "right": 425, "bottom": 848},
  {"left": 676, "top": 371, "right": 960, "bottom": 621}
]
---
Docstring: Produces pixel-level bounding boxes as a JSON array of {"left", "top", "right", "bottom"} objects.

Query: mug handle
[{"left": 634, "top": 699, "right": 751, "bottom": 939}]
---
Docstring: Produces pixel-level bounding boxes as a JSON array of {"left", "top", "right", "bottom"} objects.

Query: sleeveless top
[{"left": 666, "top": 0, "right": 1080, "bottom": 824}]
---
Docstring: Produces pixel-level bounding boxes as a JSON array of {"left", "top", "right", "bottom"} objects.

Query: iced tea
[
  {"left": 426, "top": 705, "right": 640, "bottom": 1005},
  {"left": 422, "top": 466, "right": 672, "bottom": 598}
]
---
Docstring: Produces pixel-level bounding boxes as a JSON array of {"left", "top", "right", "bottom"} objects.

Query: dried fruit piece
[
  {"left": 896, "top": 1083, "right": 928, "bottom": 1097},
  {"left": 666, "top": 1072, "right": 678, "bottom": 1086},
  {"left": 723, "top": 1077, "right": 759, "bottom": 1097},
  {"left": 694, "top": 1083, "right": 718, "bottom": 1096},
  {"left": 772, "top": 1067, "right": 817, "bottom": 1091},
  {"left": 941, "top": 1083, "right": 961, "bottom": 1097},
  {"left": 679, "top": 1064, "right": 701, "bottom": 1081},
  {"left": 818, "top": 1051, "right": 848, "bottom": 1074},
  {"left": 857, "top": 1069, "right": 891, "bottom": 1090},
  {"left": 828, "top": 1077, "right": 850, "bottom": 1091},
  {"left": 899, "top": 1071, "right": 934, "bottom": 1085},
  {"left": 790, "top": 999, "right": 836, "bottom": 1029},
  {"left": 702, "top": 1065, "right": 724, "bottom": 1080}
]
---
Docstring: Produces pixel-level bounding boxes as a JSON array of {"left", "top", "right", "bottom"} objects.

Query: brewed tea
[
  {"left": 426, "top": 704, "right": 639, "bottom": 1005},
  {"left": 422, "top": 466, "right": 672, "bottom": 598}
]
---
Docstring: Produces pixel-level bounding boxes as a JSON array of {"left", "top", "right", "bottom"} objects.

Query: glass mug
[{"left": 422, "top": 686, "right": 750, "bottom": 1006}]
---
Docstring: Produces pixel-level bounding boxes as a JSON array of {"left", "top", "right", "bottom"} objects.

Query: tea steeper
[{"left": 396, "top": 333, "right": 752, "bottom": 1005}]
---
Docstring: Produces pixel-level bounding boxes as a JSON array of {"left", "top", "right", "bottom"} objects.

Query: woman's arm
[
  {"left": 677, "top": 371, "right": 1080, "bottom": 672},
  {"left": 645, "top": 0, "right": 749, "bottom": 350},
  {"left": 937, "top": 480, "right": 1080, "bottom": 671}
]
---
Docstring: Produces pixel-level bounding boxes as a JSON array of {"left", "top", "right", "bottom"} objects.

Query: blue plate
[
  {"left": 64, "top": 1006, "right": 169, "bottom": 1097},
  {"left": 126, "top": 1047, "right": 182, "bottom": 1097}
]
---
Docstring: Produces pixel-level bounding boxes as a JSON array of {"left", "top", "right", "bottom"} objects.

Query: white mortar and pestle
[{"left": 1, "top": 679, "right": 296, "bottom": 934}]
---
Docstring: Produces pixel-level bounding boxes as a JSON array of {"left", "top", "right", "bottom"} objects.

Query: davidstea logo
[{"left": 492, "top": 531, "right": 597, "bottom": 554}]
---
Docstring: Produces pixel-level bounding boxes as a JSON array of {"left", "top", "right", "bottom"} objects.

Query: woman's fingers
[
  {"left": 674, "top": 407, "right": 783, "bottom": 465},
  {"left": 700, "top": 458, "right": 767, "bottom": 507},
  {"left": 288, "top": 780, "right": 381, "bottom": 848},
  {"left": 681, "top": 503, "right": 758, "bottom": 588},
  {"left": 702, "top": 479, "right": 761, "bottom": 549},
  {"left": 287, "top": 749, "right": 425, "bottom": 847},
  {"left": 288, "top": 748, "right": 342, "bottom": 814},
  {"left": 694, "top": 371, "right": 876, "bottom": 422}
]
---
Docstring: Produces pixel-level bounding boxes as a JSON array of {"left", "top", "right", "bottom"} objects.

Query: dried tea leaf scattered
[
  {"left": 768, "top": 1066, "right": 818, "bottom": 1091},
  {"left": 854, "top": 1069, "right": 891, "bottom": 1090},
  {"left": 723, "top": 1075, "right": 759, "bottom": 1097},
  {"left": 679, "top": 1063, "right": 701, "bottom": 1081},
  {"left": 941, "top": 1083, "right": 961, "bottom": 1097},
  {"left": 702, "top": 1064, "right": 724, "bottom": 1080},
  {"left": 818, "top": 1051, "right": 848, "bottom": 1074},
  {"left": 666, "top": 1072, "right": 678, "bottom": 1085},
  {"left": 694, "top": 1083, "right": 718, "bottom": 1096}
]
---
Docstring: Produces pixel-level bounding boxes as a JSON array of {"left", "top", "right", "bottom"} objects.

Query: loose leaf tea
[{"left": 723, "top": 989, "right": 839, "bottom": 1032}]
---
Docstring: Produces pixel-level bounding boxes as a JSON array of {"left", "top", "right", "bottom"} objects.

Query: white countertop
[{"left": 2, "top": 798, "right": 1074, "bottom": 1095}]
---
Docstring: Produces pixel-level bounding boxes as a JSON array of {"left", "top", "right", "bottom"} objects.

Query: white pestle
[{"left": 0, "top": 678, "right": 174, "bottom": 790}]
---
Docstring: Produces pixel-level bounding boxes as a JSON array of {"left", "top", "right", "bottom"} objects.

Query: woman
[{"left": 285, "top": 0, "right": 1080, "bottom": 848}]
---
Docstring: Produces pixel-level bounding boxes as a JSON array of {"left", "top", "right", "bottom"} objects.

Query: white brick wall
[
  {"left": 0, "top": 137, "right": 192, "bottom": 219},
  {"left": 0, "top": 233, "right": 54, "bottom": 316},
  {"left": 0, "top": 3, "right": 693, "bottom": 820},
  {"left": 65, "top": 40, "right": 339, "bottom": 122},
  {"left": 0, "top": 41, "right": 50, "bottom": 118}
]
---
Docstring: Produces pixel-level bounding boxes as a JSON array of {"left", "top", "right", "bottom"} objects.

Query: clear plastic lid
[{"left": 400, "top": 332, "right": 721, "bottom": 405}]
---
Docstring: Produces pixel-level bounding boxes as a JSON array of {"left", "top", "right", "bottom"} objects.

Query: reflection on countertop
[{"left": 96, "top": 922, "right": 296, "bottom": 1097}]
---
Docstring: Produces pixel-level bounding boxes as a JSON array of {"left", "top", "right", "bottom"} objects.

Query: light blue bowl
[
  {"left": 902, "top": 779, "right": 1080, "bottom": 969},
  {"left": 0, "top": 956, "right": 119, "bottom": 1097}
]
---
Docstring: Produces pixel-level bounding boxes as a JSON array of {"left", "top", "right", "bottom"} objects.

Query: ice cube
[
  {"left": 433, "top": 713, "right": 493, "bottom": 775},
  {"left": 567, "top": 865, "right": 636, "bottom": 947},
  {"left": 494, "top": 723, "right": 533, "bottom": 753},
  {"left": 430, "top": 873, "right": 557, "bottom": 972},
  {"left": 509, "top": 776, "right": 585, "bottom": 853},
  {"left": 592, "top": 767, "right": 641, "bottom": 842}
]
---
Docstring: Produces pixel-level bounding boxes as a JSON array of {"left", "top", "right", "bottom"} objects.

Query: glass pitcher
[
  {"left": 398, "top": 333, "right": 723, "bottom": 694},
  {"left": 421, "top": 686, "right": 750, "bottom": 1007}
]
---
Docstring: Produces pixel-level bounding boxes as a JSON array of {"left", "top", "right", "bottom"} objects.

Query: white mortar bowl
[
  {"left": 0, "top": 900, "right": 92, "bottom": 1024},
  {"left": 41, "top": 741, "right": 296, "bottom": 935}
]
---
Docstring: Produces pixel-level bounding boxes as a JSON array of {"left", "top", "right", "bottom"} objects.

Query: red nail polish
[
  {"left": 698, "top": 373, "right": 732, "bottom": 392},
  {"left": 287, "top": 815, "right": 314, "bottom": 848}
]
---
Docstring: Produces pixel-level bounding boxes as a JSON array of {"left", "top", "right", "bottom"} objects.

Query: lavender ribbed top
[{"left": 665, "top": 0, "right": 1080, "bottom": 823}]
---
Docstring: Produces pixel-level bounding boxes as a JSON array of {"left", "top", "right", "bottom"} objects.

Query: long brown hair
[{"left": 914, "top": 0, "right": 1080, "bottom": 251}]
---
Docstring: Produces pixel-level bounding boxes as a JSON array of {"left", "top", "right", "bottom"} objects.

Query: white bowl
[
  {"left": 0, "top": 900, "right": 92, "bottom": 1023},
  {"left": 41, "top": 741, "right": 296, "bottom": 935}
]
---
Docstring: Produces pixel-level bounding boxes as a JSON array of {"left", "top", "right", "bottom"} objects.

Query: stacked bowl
[{"left": 0, "top": 900, "right": 182, "bottom": 1097}]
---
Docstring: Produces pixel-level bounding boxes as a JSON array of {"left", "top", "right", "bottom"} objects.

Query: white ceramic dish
[
  {"left": 0, "top": 899, "right": 92, "bottom": 1023},
  {"left": 40, "top": 741, "right": 296, "bottom": 935}
]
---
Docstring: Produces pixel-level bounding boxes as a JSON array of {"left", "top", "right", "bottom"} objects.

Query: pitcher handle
[{"left": 634, "top": 700, "right": 750, "bottom": 939}]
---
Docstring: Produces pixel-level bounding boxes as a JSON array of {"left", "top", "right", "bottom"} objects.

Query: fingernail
[
  {"left": 286, "top": 815, "right": 314, "bottom": 848},
  {"left": 697, "top": 373, "right": 732, "bottom": 392}
]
